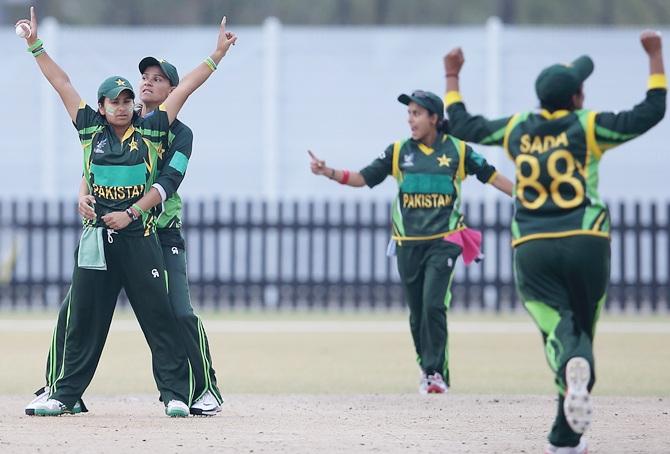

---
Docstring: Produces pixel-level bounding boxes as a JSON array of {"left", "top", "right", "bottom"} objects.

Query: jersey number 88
[{"left": 515, "top": 150, "right": 585, "bottom": 210}]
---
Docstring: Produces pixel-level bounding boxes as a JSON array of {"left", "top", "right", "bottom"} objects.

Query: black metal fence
[{"left": 0, "top": 199, "right": 668, "bottom": 311}]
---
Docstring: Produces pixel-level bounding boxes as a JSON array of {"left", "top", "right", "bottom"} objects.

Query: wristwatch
[{"left": 125, "top": 207, "right": 139, "bottom": 221}]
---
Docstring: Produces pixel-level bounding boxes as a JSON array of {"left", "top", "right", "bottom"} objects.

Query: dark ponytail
[{"left": 437, "top": 118, "right": 450, "bottom": 134}]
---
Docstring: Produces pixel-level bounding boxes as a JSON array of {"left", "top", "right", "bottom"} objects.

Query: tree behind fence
[{"left": 0, "top": 199, "right": 667, "bottom": 311}]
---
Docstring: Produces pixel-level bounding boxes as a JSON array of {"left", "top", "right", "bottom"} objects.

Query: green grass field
[{"left": 1, "top": 310, "right": 668, "bottom": 397}]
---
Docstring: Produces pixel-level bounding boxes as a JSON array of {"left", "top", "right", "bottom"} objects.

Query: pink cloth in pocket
[{"left": 443, "top": 228, "right": 483, "bottom": 265}]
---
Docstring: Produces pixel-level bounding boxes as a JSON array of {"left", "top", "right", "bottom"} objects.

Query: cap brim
[
  {"left": 139, "top": 56, "right": 162, "bottom": 75},
  {"left": 571, "top": 55, "right": 594, "bottom": 83},
  {"left": 398, "top": 93, "right": 443, "bottom": 119},
  {"left": 105, "top": 86, "right": 135, "bottom": 100},
  {"left": 139, "top": 56, "right": 178, "bottom": 86},
  {"left": 398, "top": 94, "right": 414, "bottom": 106}
]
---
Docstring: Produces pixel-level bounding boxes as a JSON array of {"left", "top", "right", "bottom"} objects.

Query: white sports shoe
[
  {"left": 25, "top": 386, "right": 49, "bottom": 415},
  {"left": 545, "top": 437, "right": 588, "bottom": 454},
  {"left": 190, "top": 390, "right": 222, "bottom": 416},
  {"left": 25, "top": 387, "right": 88, "bottom": 416},
  {"left": 418, "top": 373, "right": 429, "bottom": 395},
  {"left": 426, "top": 372, "right": 448, "bottom": 394},
  {"left": 563, "top": 357, "right": 592, "bottom": 434},
  {"left": 165, "top": 400, "right": 189, "bottom": 417},
  {"left": 32, "top": 398, "right": 71, "bottom": 416}
]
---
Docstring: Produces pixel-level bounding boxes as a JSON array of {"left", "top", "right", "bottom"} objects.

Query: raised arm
[
  {"left": 590, "top": 30, "right": 666, "bottom": 155},
  {"left": 16, "top": 7, "right": 81, "bottom": 122},
  {"left": 443, "top": 47, "right": 512, "bottom": 146},
  {"left": 163, "top": 16, "right": 237, "bottom": 124}
]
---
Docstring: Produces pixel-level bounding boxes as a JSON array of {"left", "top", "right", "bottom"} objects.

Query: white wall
[{"left": 2, "top": 22, "right": 669, "bottom": 203}]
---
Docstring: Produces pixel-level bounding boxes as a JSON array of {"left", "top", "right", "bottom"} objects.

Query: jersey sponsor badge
[
  {"left": 171, "top": 247, "right": 179, "bottom": 255},
  {"left": 151, "top": 268, "right": 160, "bottom": 278},
  {"left": 94, "top": 138, "right": 108, "bottom": 154},
  {"left": 401, "top": 153, "right": 415, "bottom": 168}
]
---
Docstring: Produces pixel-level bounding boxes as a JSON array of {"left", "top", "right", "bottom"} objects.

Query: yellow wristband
[
  {"left": 444, "top": 91, "right": 463, "bottom": 107},
  {"left": 648, "top": 74, "right": 667, "bottom": 90}
]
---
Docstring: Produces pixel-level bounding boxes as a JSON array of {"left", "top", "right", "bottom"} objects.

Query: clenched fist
[
  {"left": 444, "top": 47, "right": 465, "bottom": 76},
  {"left": 641, "top": 30, "right": 662, "bottom": 56}
]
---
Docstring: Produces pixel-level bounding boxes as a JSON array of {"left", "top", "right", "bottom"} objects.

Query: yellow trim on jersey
[
  {"left": 457, "top": 139, "right": 466, "bottom": 180},
  {"left": 444, "top": 91, "right": 462, "bottom": 106},
  {"left": 592, "top": 211, "right": 607, "bottom": 231},
  {"left": 78, "top": 99, "right": 86, "bottom": 109},
  {"left": 486, "top": 170, "right": 498, "bottom": 184},
  {"left": 539, "top": 109, "right": 570, "bottom": 120},
  {"left": 512, "top": 230, "right": 610, "bottom": 247},
  {"left": 418, "top": 143, "right": 434, "bottom": 156},
  {"left": 648, "top": 74, "right": 668, "bottom": 90},
  {"left": 586, "top": 110, "right": 603, "bottom": 160},
  {"left": 391, "top": 140, "right": 402, "bottom": 180},
  {"left": 502, "top": 113, "right": 521, "bottom": 162},
  {"left": 392, "top": 226, "right": 465, "bottom": 242},
  {"left": 158, "top": 103, "right": 168, "bottom": 112},
  {"left": 121, "top": 125, "right": 136, "bottom": 143}
]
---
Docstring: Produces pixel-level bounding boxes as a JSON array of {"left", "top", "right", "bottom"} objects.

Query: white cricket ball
[{"left": 15, "top": 23, "right": 31, "bottom": 39}]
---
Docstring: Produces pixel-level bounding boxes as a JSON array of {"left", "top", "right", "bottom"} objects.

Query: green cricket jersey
[
  {"left": 76, "top": 101, "right": 170, "bottom": 236},
  {"left": 446, "top": 74, "right": 667, "bottom": 246},
  {"left": 360, "top": 134, "right": 497, "bottom": 243},
  {"left": 139, "top": 111, "right": 193, "bottom": 249}
]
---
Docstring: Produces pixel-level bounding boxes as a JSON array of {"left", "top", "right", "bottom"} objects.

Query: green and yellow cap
[
  {"left": 398, "top": 90, "right": 444, "bottom": 119},
  {"left": 97, "top": 76, "right": 135, "bottom": 101},
  {"left": 535, "top": 55, "right": 594, "bottom": 107},
  {"left": 138, "top": 56, "right": 179, "bottom": 86}
]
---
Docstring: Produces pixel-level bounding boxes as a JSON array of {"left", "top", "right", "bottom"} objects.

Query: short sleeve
[
  {"left": 154, "top": 122, "right": 193, "bottom": 199},
  {"left": 138, "top": 104, "right": 170, "bottom": 147},
  {"left": 359, "top": 144, "right": 394, "bottom": 188},
  {"left": 464, "top": 145, "right": 496, "bottom": 183},
  {"left": 74, "top": 102, "right": 104, "bottom": 142}
]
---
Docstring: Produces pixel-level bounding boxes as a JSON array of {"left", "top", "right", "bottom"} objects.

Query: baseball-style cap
[
  {"left": 138, "top": 56, "right": 179, "bottom": 86},
  {"left": 398, "top": 90, "right": 444, "bottom": 119},
  {"left": 97, "top": 76, "right": 135, "bottom": 101},
  {"left": 535, "top": 55, "right": 594, "bottom": 107}
]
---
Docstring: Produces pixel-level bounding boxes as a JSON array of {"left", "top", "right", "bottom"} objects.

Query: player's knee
[
  {"left": 424, "top": 299, "right": 447, "bottom": 317},
  {"left": 174, "top": 310, "right": 195, "bottom": 325}
]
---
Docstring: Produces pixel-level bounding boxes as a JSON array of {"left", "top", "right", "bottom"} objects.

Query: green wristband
[
  {"left": 131, "top": 203, "right": 145, "bottom": 215},
  {"left": 27, "top": 39, "right": 43, "bottom": 52},
  {"left": 204, "top": 57, "right": 217, "bottom": 72}
]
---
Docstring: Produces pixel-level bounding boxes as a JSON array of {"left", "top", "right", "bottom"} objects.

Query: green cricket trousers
[
  {"left": 45, "top": 239, "right": 221, "bottom": 406},
  {"left": 396, "top": 240, "right": 461, "bottom": 385},
  {"left": 159, "top": 243, "right": 222, "bottom": 403},
  {"left": 48, "top": 231, "right": 191, "bottom": 409},
  {"left": 514, "top": 235, "right": 610, "bottom": 447}
]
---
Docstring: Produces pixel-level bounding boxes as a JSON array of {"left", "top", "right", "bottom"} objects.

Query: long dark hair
[{"left": 437, "top": 118, "right": 450, "bottom": 134}]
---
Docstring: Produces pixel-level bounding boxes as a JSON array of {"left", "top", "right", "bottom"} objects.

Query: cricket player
[
  {"left": 443, "top": 30, "right": 666, "bottom": 453},
  {"left": 26, "top": 57, "right": 223, "bottom": 416},
  {"left": 16, "top": 6, "right": 236, "bottom": 417},
  {"left": 309, "top": 90, "right": 513, "bottom": 394}
]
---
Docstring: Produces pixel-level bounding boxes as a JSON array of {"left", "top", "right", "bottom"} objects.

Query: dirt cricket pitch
[
  {"left": 0, "top": 313, "right": 668, "bottom": 452},
  {"left": 0, "top": 394, "right": 668, "bottom": 453}
]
